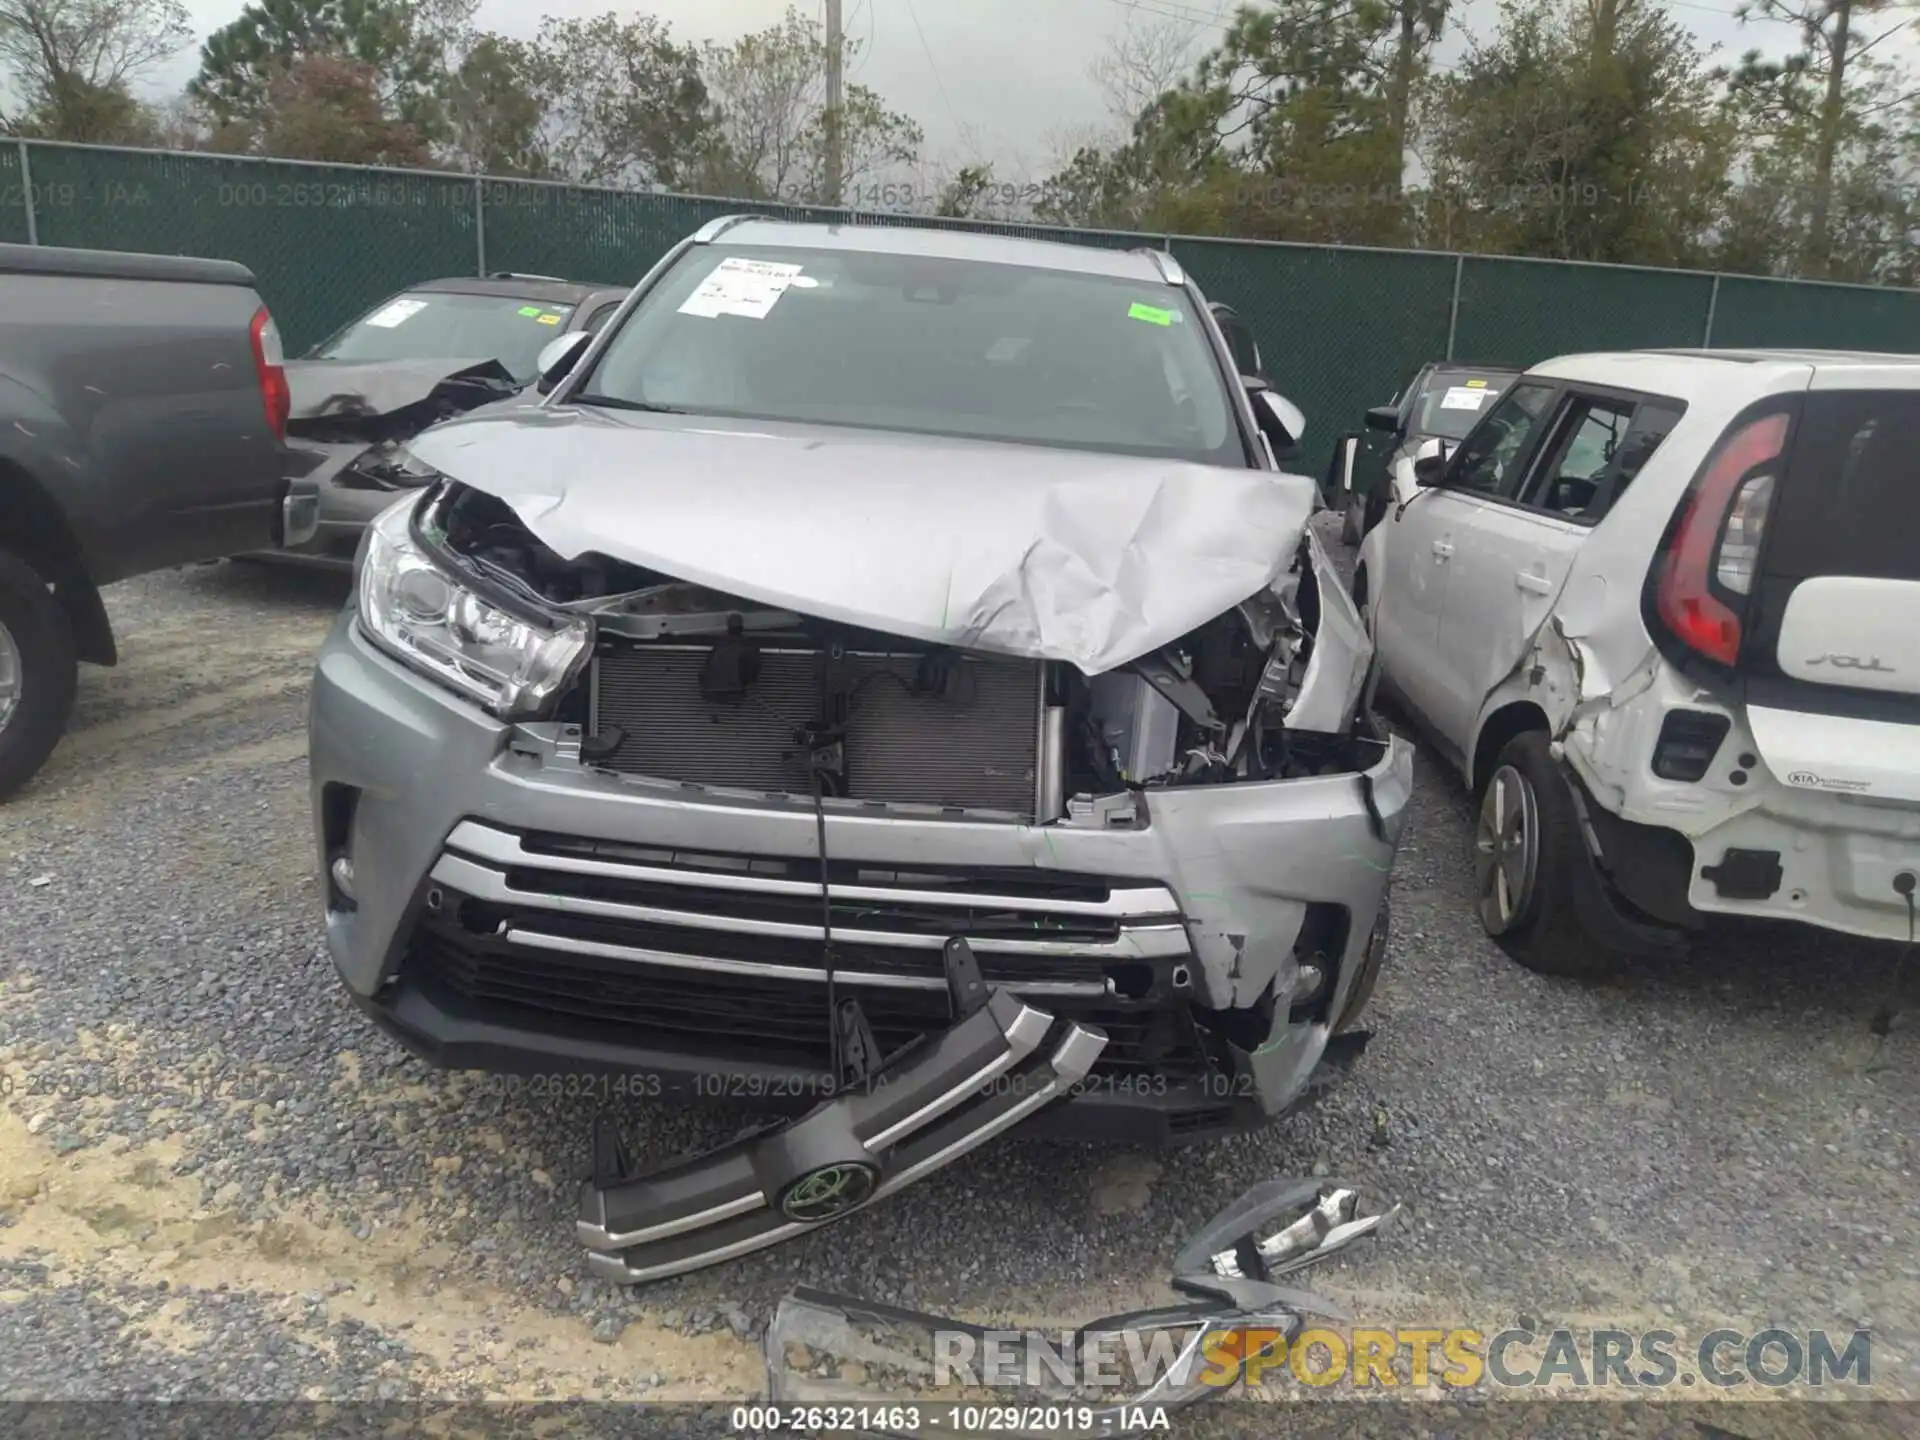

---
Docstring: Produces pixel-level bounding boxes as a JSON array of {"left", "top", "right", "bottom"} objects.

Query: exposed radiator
[{"left": 590, "top": 644, "right": 1044, "bottom": 816}]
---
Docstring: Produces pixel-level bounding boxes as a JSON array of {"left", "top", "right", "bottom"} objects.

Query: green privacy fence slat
[
  {"left": 1172, "top": 238, "right": 1458, "bottom": 476},
  {"left": 1453, "top": 257, "right": 1717, "bottom": 366},
  {"left": 22, "top": 144, "right": 476, "bottom": 353},
  {"left": 0, "top": 145, "right": 27, "bottom": 244},
  {"left": 13, "top": 141, "right": 1920, "bottom": 433},
  {"left": 1708, "top": 276, "right": 1920, "bottom": 350}
]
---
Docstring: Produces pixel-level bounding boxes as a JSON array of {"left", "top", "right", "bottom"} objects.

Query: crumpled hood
[
  {"left": 284, "top": 357, "right": 523, "bottom": 445},
  {"left": 407, "top": 405, "right": 1319, "bottom": 676}
]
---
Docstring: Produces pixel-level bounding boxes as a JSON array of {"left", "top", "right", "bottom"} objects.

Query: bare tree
[
  {"left": 701, "top": 5, "right": 921, "bottom": 203},
  {"left": 1090, "top": 7, "right": 1208, "bottom": 124},
  {"left": 0, "top": 0, "right": 190, "bottom": 138}
]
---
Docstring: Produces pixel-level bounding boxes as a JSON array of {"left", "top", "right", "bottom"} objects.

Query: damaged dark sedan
[
  {"left": 265, "top": 273, "right": 629, "bottom": 566},
  {"left": 307, "top": 217, "right": 1415, "bottom": 1284}
]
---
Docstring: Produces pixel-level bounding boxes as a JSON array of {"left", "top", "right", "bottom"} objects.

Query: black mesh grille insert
[
  {"left": 589, "top": 645, "right": 1042, "bottom": 815},
  {"left": 407, "top": 929, "right": 1209, "bottom": 1078}
]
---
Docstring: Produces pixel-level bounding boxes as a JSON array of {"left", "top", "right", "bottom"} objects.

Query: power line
[{"left": 902, "top": 0, "right": 965, "bottom": 137}]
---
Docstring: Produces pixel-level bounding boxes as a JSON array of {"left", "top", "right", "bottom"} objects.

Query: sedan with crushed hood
[
  {"left": 264, "top": 274, "right": 629, "bottom": 566},
  {"left": 308, "top": 219, "right": 1415, "bottom": 1190}
]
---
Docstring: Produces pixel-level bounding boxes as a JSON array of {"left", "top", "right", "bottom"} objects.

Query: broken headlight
[{"left": 356, "top": 495, "right": 589, "bottom": 719}]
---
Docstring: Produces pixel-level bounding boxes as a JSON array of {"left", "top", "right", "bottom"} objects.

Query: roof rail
[
  {"left": 1138, "top": 249, "right": 1184, "bottom": 285},
  {"left": 693, "top": 214, "right": 759, "bottom": 243}
]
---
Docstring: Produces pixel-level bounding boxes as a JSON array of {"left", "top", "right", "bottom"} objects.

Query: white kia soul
[{"left": 1355, "top": 348, "right": 1920, "bottom": 973}]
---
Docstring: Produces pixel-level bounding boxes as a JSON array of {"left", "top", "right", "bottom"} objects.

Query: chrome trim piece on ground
[
  {"left": 863, "top": 1026, "right": 1049, "bottom": 1151},
  {"left": 442, "top": 820, "right": 1182, "bottom": 918},
  {"left": 762, "top": 1175, "right": 1401, "bottom": 1439},
  {"left": 866, "top": 1026, "right": 1106, "bottom": 1199},
  {"left": 576, "top": 998, "right": 1054, "bottom": 1252},
  {"left": 580, "top": 997, "right": 1108, "bottom": 1285}
]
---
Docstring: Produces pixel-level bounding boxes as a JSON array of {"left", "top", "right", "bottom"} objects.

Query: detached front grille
[
  {"left": 406, "top": 820, "right": 1211, "bottom": 1079},
  {"left": 589, "top": 645, "right": 1044, "bottom": 817}
]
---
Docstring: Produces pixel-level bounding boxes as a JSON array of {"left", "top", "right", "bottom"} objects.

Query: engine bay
[{"left": 427, "top": 483, "right": 1383, "bottom": 817}]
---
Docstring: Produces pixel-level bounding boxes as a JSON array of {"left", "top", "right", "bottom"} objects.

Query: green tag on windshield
[
  {"left": 1128, "top": 302, "right": 1174, "bottom": 326},
  {"left": 517, "top": 306, "right": 542, "bottom": 317}
]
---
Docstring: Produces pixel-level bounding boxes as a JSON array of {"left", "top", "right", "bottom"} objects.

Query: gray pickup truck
[{"left": 0, "top": 242, "right": 311, "bottom": 797}]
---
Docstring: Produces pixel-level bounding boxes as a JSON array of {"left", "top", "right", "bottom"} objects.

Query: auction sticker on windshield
[
  {"left": 679, "top": 257, "right": 807, "bottom": 319},
  {"left": 364, "top": 297, "right": 429, "bottom": 328},
  {"left": 1439, "top": 385, "right": 1489, "bottom": 411}
]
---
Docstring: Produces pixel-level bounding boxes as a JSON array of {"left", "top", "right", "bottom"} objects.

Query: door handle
[
  {"left": 1515, "top": 569, "right": 1554, "bottom": 595},
  {"left": 1431, "top": 540, "right": 1454, "bottom": 558}
]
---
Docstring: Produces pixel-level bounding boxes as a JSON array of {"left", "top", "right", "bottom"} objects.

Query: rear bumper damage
[{"left": 1534, "top": 629, "right": 1920, "bottom": 946}]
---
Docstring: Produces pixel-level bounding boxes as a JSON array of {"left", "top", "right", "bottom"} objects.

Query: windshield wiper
[{"left": 568, "top": 393, "right": 688, "bottom": 415}]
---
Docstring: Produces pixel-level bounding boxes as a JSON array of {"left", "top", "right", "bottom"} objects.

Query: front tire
[
  {"left": 1475, "top": 732, "right": 1609, "bottom": 978},
  {"left": 0, "top": 549, "right": 78, "bottom": 800},
  {"left": 1334, "top": 895, "right": 1389, "bottom": 1033},
  {"left": 1340, "top": 495, "right": 1364, "bottom": 546}
]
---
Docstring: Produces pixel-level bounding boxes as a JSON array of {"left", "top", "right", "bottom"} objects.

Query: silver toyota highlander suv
[{"left": 306, "top": 217, "right": 1414, "bottom": 1282}]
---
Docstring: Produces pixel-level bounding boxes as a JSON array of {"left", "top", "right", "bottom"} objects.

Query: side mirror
[
  {"left": 535, "top": 330, "right": 592, "bottom": 395},
  {"left": 1251, "top": 387, "right": 1307, "bottom": 448},
  {"left": 1413, "top": 452, "right": 1449, "bottom": 487},
  {"left": 1364, "top": 405, "right": 1401, "bottom": 434}
]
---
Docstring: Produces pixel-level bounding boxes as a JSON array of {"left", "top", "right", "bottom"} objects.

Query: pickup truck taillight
[
  {"left": 250, "top": 306, "right": 291, "bottom": 441},
  {"left": 1651, "top": 411, "right": 1788, "bottom": 667}
]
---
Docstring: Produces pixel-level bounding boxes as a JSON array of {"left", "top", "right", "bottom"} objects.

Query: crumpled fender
[
  {"left": 1284, "top": 527, "right": 1372, "bottom": 735},
  {"left": 1472, "top": 611, "right": 1663, "bottom": 805}
]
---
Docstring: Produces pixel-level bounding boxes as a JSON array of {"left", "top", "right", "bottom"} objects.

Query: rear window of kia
[{"left": 1770, "top": 391, "right": 1920, "bottom": 581}]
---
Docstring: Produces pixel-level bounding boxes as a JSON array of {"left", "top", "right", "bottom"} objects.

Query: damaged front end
[
  {"left": 268, "top": 358, "right": 525, "bottom": 564},
  {"left": 764, "top": 1179, "right": 1400, "bottom": 1436},
  {"left": 324, "top": 421, "right": 1412, "bottom": 1281},
  {"left": 344, "top": 477, "right": 1411, "bottom": 1276}
]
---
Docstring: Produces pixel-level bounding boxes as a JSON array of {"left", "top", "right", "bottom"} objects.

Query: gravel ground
[{"left": 2, "top": 529, "right": 1918, "bottom": 1434}]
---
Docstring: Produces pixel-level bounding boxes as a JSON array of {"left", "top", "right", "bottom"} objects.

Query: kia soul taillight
[
  {"left": 250, "top": 306, "right": 291, "bottom": 441},
  {"left": 1651, "top": 411, "right": 1789, "bottom": 668}
]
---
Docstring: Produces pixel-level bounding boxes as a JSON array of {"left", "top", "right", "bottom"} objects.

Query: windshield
[
  {"left": 1410, "top": 369, "right": 1519, "bottom": 441},
  {"left": 576, "top": 245, "right": 1241, "bottom": 464},
  {"left": 309, "top": 291, "right": 577, "bottom": 380}
]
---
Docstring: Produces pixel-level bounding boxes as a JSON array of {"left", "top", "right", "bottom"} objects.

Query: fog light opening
[{"left": 329, "top": 854, "right": 357, "bottom": 903}]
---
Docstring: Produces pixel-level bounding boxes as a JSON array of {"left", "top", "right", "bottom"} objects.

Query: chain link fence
[{"left": 8, "top": 139, "right": 1920, "bottom": 473}]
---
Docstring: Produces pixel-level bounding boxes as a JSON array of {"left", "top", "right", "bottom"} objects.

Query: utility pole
[{"left": 824, "top": 0, "right": 845, "bottom": 207}]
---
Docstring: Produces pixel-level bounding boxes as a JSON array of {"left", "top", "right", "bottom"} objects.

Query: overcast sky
[{"left": 149, "top": 0, "right": 1887, "bottom": 179}]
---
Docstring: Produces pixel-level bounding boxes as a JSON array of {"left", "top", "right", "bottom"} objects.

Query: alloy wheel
[
  {"left": 1474, "top": 764, "right": 1539, "bottom": 936},
  {"left": 0, "top": 619, "right": 20, "bottom": 732}
]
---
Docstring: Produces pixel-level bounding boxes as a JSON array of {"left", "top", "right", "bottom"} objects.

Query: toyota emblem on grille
[{"left": 779, "top": 1162, "right": 879, "bottom": 1222}]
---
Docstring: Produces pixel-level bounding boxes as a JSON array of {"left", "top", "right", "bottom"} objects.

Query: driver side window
[
  {"left": 1521, "top": 395, "right": 1636, "bottom": 520},
  {"left": 1448, "top": 382, "right": 1558, "bottom": 499}
]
